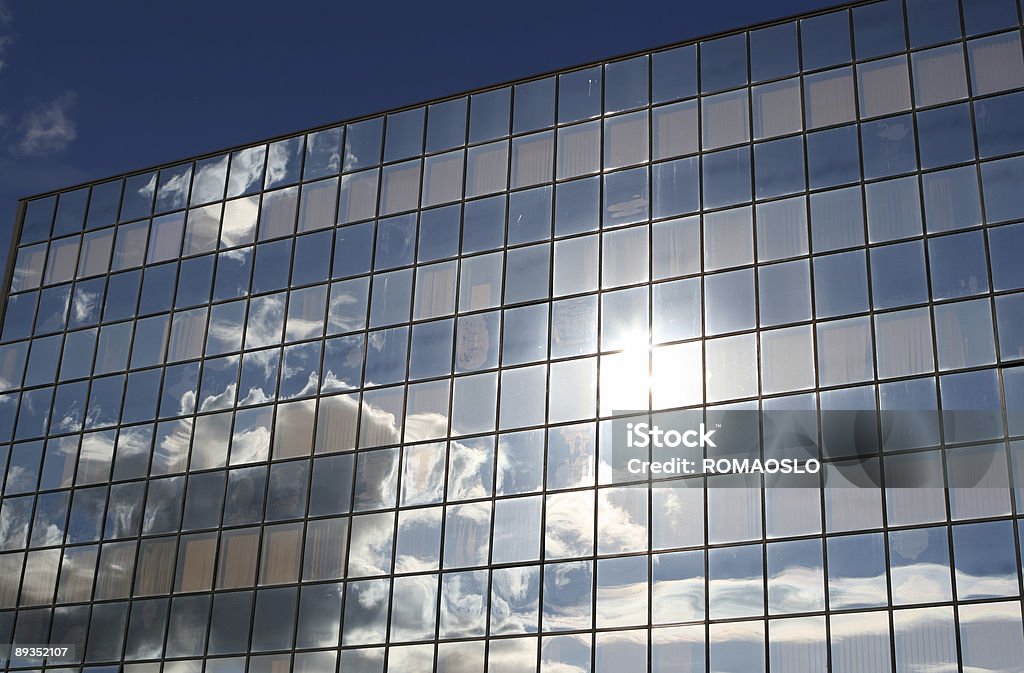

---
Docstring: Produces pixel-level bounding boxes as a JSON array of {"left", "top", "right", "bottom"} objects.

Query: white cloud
[{"left": 16, "top": 91, "right": 77, "bottom": 155}]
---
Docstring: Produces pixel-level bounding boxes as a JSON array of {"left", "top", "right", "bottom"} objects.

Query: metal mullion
[
  {"left": 426, "top": 89, "right": 473, "bottom": 671},
  {"left": 336, "top": 116, "right": 387, "bottom": 662},
  {"left": 292, "top": 125, "right": 346, "bottom": 660},
  {"left": 384, "top": 110, "right": 431, "bottom": 664},
  {"left": 111, "top": 159, "right": 199, "bottom": 671},
  {"left": 644, "top": 48, "right": 656, "bottom": 673},
  {"left": 531, "top": 65, "right": 560, "bottom": 672}
]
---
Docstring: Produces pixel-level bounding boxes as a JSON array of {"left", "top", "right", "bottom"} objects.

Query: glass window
[
  {"left": 807, "top": 124, "right": 860, "bottom": 189},
  {"left": 700, "top": 33, "right": 746, "bottom": 93},
  {"left": 322, "top": 333, "right": 364, "bottom": 390},
  {"left": 414, "top": 261, "right": 457, "bottom": 320},
  {"left": 337, "top": 169, "right": 379, "bottom": 224},
  {"left": 462, "top": 194, "right": 505, "bottom": 253},
  {"left": 870, "top": 241, "right": 928, "bottom": 309},
  {"left": 418, "top": 205, "right": 460, "bottom": 262},
  {"left": 220, "top": 196, "right": 258, "bottom": 248},
  {"left": 983, "top": 155, "right": 1024, "bottom": 223},
  {"left": 264, "top": 136, "right": 302, "bottom": 189},
  {"left": 44, "top": 236, "right": 79, "bottom": 285},
  {"left": 815, "top": 248, "right": 869, "bottom": 319},
  {"left": 508, "top": 185, "right": 552, "bottom": 244},
  {"left": 652, "top": 44, "right": 696, "bottom": 103},
  {"left": 653, "top": 156, "right": 699, "bottom": 218},
  {"left": 941, "top": 369, "right": 1003, "bottom": 444},
  {"left": 862, "top": 114, "right": 916, "bottom": 179},
  {"left": 558, "top": 67, "right": 601, "bottom": 123},
  {"left": 702, "top": 90, "right": 749, "bottom": 149},
  {"left": 652, "top": 99, "right": 698, "bottom": 160},
  {"left": 11, "top": 242, "right": 47, "bottom": 292},
  {"left": 865, "top": 176, "right": 922, "bottom": 242},
  {"left": 183, "top": 203, "right": 220, "bottom": 256},
  {"left": 499, "top": 365, "right": 547, "bottom": 429},
  {"left": 702, "top": 148, "right": 750, "bottom": 209},
  {"left": 816, "top": 317, "right": 873, "bottom": 385},
  {"left": 857, "top": 56, "right": 911, "bottom": 118},
  {"left": 968, "top": 32, "right": 1024, "bottom": 95},
  {"left": 705, "top": 333, "right": 757, "bottom": 402},
  {"left": 503, "top": 303, "right": 548, "bottom": 366},
  {"left": 466, "top": 141, "right": 508, "bottom": 197},
  {"left": 553, "top": 234, "right": 598, "bottom": 296},
  {"left": 801, "top": 10, "right": 851, "bottom": 69},
  {"left": 923, "top": 165, "right": 982, "bottom": 232},
  {"left": 751, "top": 78, "right": 801, "bottom": 140},
  {"left": 422, "top": 150, "right": 464, "bottom": 207},
  {"left": 759, "top": 260, "right": 811, "bottom": 327},
  {"left": 767, "top": 538, "right": 824, "bottom": 614},
  {"left": 959, "top": 602, "right": 1024, "bottom": 673},
  {"left": 258, "top": 186, "right": 298, "bottom": 240},
  {"left": 556, "top": 121, "right": 600, "bottom": 179},
  {"left": 653, "top": 215, "right": 700, "bottom": 279},
  {"left": 297, "top": 178, "right": 337, "bottom": 233},
  {"left": 704, "top": 207, "right": 753, "bottom": 270},
  {"left": 912, "top": 44, "right": 968, "bottom": 108},
  {"left": 343, "top": 117, "right": 383, "bottom": 172},
  {"left": 605, "top": 110, "right": 649, "bottom": 168},
  {"left": 121, "top": 171, "right": 156, "bottom": 222},
  {"left": 384, "top": 107, "right": 424, "bottom": 162},
  {"left": 976, "top": 92, "right": 1024, "bottom": 160},
  {"left": 514, "top": 77, "right": 555, "bottom": 133},
  {"left": 409, "top": 320, "right": 453, "bottom": 380},
  {"left": 964, "top": 0, "right": 1019, "bottom": 34},
  {"left": 190, "top": 154, "right": 228, "bottom": 206},
  {"left": 761, "top": 325, "right": 815, "bottom": 394},
  {"left": 601, "top": 286, "right": 648, "bottom": 350},
  {"left": 918, "top": 115, "right": 974, "bottom": 182},
  {"left": 602, "top": 164, "right": 651, "bottom": 225},
  {"left": 750, "top": 22, "right": 798, "bottom": 82},
  {"left": 907, "top": 0, "right": 961, "bottom": 47},
  {"left": 990, "top": 223, "right": 1024, "bottom": 291},
  {"left": 87, "top": 180, "right": 122, "bottom": 230},
  {"left": 551, "top": 295, "right": 598, "bottom": 359},
  {"left": 890, "top": 527, "right": 952, "bottom": 603},
  {"left": 505, "top": 244, "right": 550, "bottom": 304},
  {"left": 77, "top": 228, "right": 113, "bottom": 278},
  {"left": 709, "top": 544, "right": 763, "bottom": 619},
  {"left": 929, "top": 230, "right": 989, "bottom": 299},
  {"left": 872, "top": 309, "right": 937, "bottom": 376},
  {"left": 804, "top": 67, "right": 856, "bottom": 129},
  {"left": 227, "top": 145, "right": 266, "bottom": 199},
  {"left": 947, "top": 444, "right": 1011, "bottom": 520},
  {"left": 935, "top": 299, "right": 995, "bottom": 370},
  {"left": 602, "top": 225, "right": 648, "bottom": 288},
  {"left": 853, "top": 0, "right": 905, "bottom": 59},
  {"left": 364, "top": 327, "right": 408, "bottom": 386},
  {"left": 456, "top": 311, "right": 498, "bottom": 373},
  {"left": 827, "top": 533, "right": 887, "bottom": 609},
  {"left": 380, "top": 160, "right": 421, "bottom": 216},
  {"left": 810, "top": 187, "right": 864, "bottom": 252},
  {"left": 459, "top": 252, "right": 502, "bottom": 312},
  {"left": 427, "top": 97, "right": 467, "bottom": 152},
  {"left": 469, "top": 87, "right": 510, "bottom": 143},
  {"left": 605, "top": 55, "right": 648, "bottom": 113},
  {"left": 369, "top": 268, "right": 413, "bottom": 327},
  {"left": 155, "top": 163, "right": 191, "bottom": 214},
  {"left": 998, "top": 294, "right": 1024, "bottom": 361},
  {"left": 756, "top": 197, "right": 807, "bottom": 261},
  {"left": 754, "top": 136, "right": 805, "bottom": 199}
]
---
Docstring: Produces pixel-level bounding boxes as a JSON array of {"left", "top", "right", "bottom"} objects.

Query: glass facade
[{"left": 2, "top": 0, "right": 1024, "bottom": 671}]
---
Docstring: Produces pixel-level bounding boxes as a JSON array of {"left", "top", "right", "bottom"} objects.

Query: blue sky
[{"left": 0, "top": 0, "right": 842, "bottom": 263}]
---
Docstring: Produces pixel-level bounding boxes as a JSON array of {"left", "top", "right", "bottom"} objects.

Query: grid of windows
[{"left": 2, "top": 0, "right": 1024, "bottom": 671}]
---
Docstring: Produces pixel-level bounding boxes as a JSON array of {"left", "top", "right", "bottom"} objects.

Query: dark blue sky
[{"left": 0, "top": 0, "right": 842, "bottom": 260}]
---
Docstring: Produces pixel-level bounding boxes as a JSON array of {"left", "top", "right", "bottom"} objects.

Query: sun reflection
[{"left": 600, "top": 332, "right": 651, "bottom": 416}]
